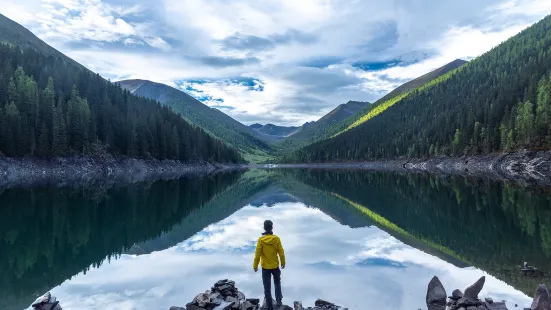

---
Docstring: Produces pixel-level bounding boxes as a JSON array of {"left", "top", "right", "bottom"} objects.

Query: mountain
[
  {"left": 117, "top": 79, "right": 272, "bottom": 161},
  {"left": 277, "top": 100, "right": 370, "bottom": 149},
  {"left": 290, "top": 15, "right": 551, "bottom": 163},
  {"left": 249, "top": 123, "right": 300, "bottom": 141},
  {"left": 0, "top": 13, "right": 242, "bottom": 163},
  {"left": 377, "top": 59, "right": 467, "bottom": 104},
  {"left": 279, "top": 60, "right": 467, "bottom": 151}
]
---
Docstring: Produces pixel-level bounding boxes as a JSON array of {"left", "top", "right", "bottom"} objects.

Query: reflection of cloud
[{"left": 45, "top": 202, "right": 532, "bottom": 310}]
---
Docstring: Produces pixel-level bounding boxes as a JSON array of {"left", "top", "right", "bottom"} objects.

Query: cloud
[
  {"left": 1, "top": 0, "right": 549, "bottom": 125},
  {"left": 196, "top": 55, "right": 261, "bottom": 67}
]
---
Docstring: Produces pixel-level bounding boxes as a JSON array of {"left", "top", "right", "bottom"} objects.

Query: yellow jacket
[{"left": 253, "top": 234, "right": 286, "bottom": 270}]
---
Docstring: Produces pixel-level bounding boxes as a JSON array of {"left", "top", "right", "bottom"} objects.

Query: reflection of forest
[
  {"left": 0, "top": 171, "right": 242, "bottom": 310},
  {"left": 287, "top": 170, "right": 551, "bottom": 296},
  {"left": 3, "top": 169, "right": 550, "bottom": 308}
]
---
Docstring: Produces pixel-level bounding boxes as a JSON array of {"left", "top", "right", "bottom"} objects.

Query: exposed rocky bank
[
  {"left": 171, "top": 279, "right": 347, "bottom": 310},
  {"left": 0, "top": 156, "right": 242, "bottom": 189},
  {"left": 271, "top": 151, "right": 551, "bottom": 186}
]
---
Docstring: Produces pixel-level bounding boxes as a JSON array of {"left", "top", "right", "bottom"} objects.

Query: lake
[{"left": 2, "top": 169, "right": 550, "bottom": 310}]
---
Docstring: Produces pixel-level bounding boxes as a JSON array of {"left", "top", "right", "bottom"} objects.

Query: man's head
[{"left": 264, "top": 220, "right": 273, "bottom": 232}]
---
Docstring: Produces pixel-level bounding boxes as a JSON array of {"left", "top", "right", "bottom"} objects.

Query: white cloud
[{"left": 1, "top": 0, "right": 549, "bottom": 125}]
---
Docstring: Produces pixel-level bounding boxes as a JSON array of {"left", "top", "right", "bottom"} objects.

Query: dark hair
[{"left": 264, "top": 220, "right": 273, "bottom": 232}]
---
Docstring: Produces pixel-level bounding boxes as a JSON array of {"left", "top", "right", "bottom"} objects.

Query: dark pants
[{"left": 262, "top": 267, "right": 282, "bottom": 310}]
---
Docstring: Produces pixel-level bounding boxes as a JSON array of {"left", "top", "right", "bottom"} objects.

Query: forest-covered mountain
[
  {"left": 0, "top": 14, "right": 242, "bottom": 163},
  {"left": 278, "top": 60, "right": 467, "bottom": 152},
  {"left": 288, "top": 15, "right": 551, "bottom": 163},
  {"left": 277, "top": 100, "right": 369, "bottom": 150},
  {"left": 117, "top": 79, "right": 272, "bottom": 156},
  {"left": 249, "top": 123, "right": 300, "bottom": 141}
]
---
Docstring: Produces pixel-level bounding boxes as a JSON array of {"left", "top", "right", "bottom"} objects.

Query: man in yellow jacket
[{"left": 253, "top": 220, "right": 286, "bottom": 310}]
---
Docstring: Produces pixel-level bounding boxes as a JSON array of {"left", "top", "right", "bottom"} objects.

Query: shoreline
[
  {"left": 3, "top": 150, "right": 551, "bottom": 189},
  {"left": 257, "top": 150, "right": 551, "bottom": 186},
  {"left": 0, "top": 156, "right": 245, "bottom": 189}
]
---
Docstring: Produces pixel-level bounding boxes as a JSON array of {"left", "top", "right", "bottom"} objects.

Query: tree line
[
  {"left": 0, "top": 44, "right": 243, "bottom": 163},
  {"left": 288, "top": 15, "right": 551, "bottom": 163}
]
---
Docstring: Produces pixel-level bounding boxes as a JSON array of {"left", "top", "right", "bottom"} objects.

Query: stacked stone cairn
[
  {"left": 426, "top": 276, "right": 551, "bottom": 310},
  {"left": 170, "top": 279, "right": 346, "bottom": 310}
]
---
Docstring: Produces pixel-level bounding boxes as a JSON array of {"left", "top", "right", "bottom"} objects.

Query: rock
[
  {"left": 247, "top": 299, "right": 260, "bottom": 306},
  {"left": 485, "top": 298, "right": 493, "bottom": 304},
  {"left": 477, "top": 306, "right": 488, "bottom": 310},
  {"left": 170, "top": 307, "right": 185, "bottom": 310},
  {"left": 194, "top": 293, "right": 211, "bottom": 308},
  {"left": 530, "top": 284, "right": 550, "bottom": 310},
  {"left": 464, "top": 277, "right": 486, "bottom": 300},
  {"left": 213, "top": 301, "right": 235, "bottom": 310},
  {"left": 427, "top": 276, "right": 448, "bottom": 310},
  {"left": 315, "top": 299, "right": 336, "bottom": 307},
  {"left": 459, "top": 308, "right": 467, "bottom": 310},
  {"left": 185, "top": 303, "right": 207, "bottom": 310},
  {"left": 452, "top": 290, "right": 465, "bottom": 300},
  {"left": 237, "top": 291, "right": 246, "bottom": 301},
  {"left": 239, "top": 301, "right": 256, "bottom": 310},
  {"left": 467, "top": 307, "right": 478, "bottom": 310},
  {"left": 293, "top": 301, "right": 304, "bottom": 310},
  {"left": 225, "top": 296, "right": 239, "bottom": 309},
  {"left": 458, "top": 298, "right": 480, "bottom": 307}
]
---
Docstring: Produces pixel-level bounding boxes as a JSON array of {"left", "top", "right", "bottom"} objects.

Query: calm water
[{"left": 2, "top": 169, "right": 551, "bottom": 310}]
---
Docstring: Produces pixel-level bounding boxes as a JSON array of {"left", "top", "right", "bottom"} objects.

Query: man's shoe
[{"left": 276, "top": 299, "right": 283, "bottom": 306}]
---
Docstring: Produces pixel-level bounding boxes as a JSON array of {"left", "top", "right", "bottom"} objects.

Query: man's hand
[
  {"left": 281, "top": 264, "right": 285, "bottom": 269},
  {"left": 254, "top": 267, "right": 258, "bottom": 272}
]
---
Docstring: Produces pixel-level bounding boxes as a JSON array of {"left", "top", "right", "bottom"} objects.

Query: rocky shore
[
  {"left": 426, "top": 276, "right": 549, "bottom": 310},
  {"left": 170, "top": 279, "right": 347, "bottom": 310},
  {"left": 270, "top": 151, "right": 551, "bottom": 186},
  {"left": 0, "top": 156, "right": 242, "bottom": 189}
]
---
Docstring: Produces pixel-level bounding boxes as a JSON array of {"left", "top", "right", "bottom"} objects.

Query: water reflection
[
  {"left": 48, "top": 202, "right": 530, "bottom": 310},
  {"left": 0, "top": 172, "right": 243, "bottom": 309},
  {"left": 2, "top": 169, "right": 550, "bottom": 309}
]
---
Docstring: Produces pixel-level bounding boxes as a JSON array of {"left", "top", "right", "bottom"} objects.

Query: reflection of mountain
[
  {"left": 0, "top": 172, "right": 242, "bottom": 310},
  {"left": 125, "top": 170, "right": 375, "bottom": 255},
  {"left": 287, "top": 170, "right": 551, "bottom": 296},
  {"left": 125, "top": 172, "right": 277, "bottom": 255}
]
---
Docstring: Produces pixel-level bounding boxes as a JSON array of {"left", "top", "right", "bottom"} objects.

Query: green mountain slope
[
  {"left": 118, "top": 79, "right": 272, "bottom": 160},
  {"left": 290, "top": 15, "right": 551, "bottom": 163},
  {"left": 249, "top": 123, "right": 300, "bottom": 141},
  {"left": 279, "top": 60, "right": 467, "bottom": 152},
  {"left": 0, "top": 14, "right": 242, "bottom": 163},
  {"left": 278, "top": 100, "right": 369, "bottom": 149}
]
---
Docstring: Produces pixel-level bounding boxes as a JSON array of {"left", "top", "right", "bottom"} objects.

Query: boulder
[
  {"left": 213, "top": 301, "right": 234, "bottom": 310},
  {"left": 194, "top": 293, "right": 211, "bottom": 308},
  {"left": 239, "top": 301, "right": 256, "bottom": 310},
  {"left": 237, "top": 291, "right": 246, "bottom": 301},
  {"left": 467, "top": 307, "right": 478, "bottom": 310},
  {"left": 169, "top": 307, "right": 185, "bottom": 310},
  {"left": 457, "top": 297, "right": 480, "bottom": 307},
  {"left": 530, "top": 284, "right": 550, "bottom": 310},
  {"left": 293, "top": 301, "right": 304, "bottom": 310},
  {"left": 464, "top": 277, "right": 486, "bottom": 300},
  {"left": 427, "top": 276, "right": 448, "bottom": 310},
  {"left": 246, "top": 299, "right": 260, "bottom": 306},
  {"left": 315, "top": 299, "right": 336, "bottom": 307},
  {"left": 451, "top": 290, "right": 464, "bottom": 300}
]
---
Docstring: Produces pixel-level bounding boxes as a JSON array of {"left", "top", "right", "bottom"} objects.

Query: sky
[{"left": 1, "top": 0, "right": 550, "bottom": 126}]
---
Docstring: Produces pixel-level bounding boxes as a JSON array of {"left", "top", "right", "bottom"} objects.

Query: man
[{"left": 253, "top": 220, "right": 286, "bottom": 310}]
